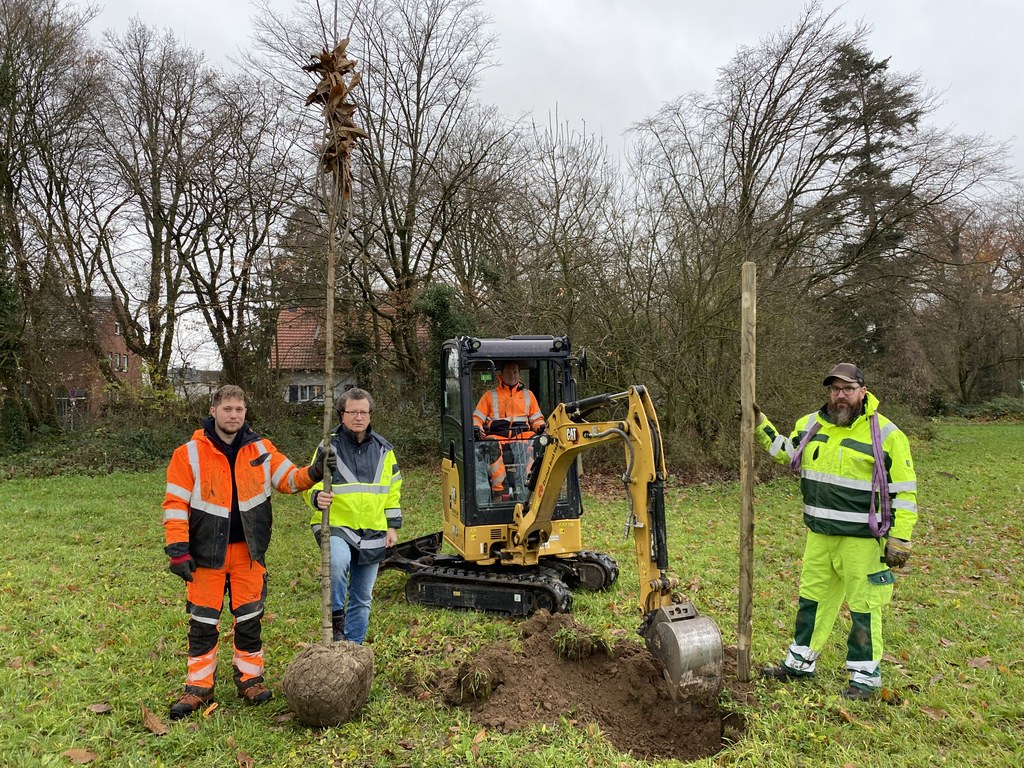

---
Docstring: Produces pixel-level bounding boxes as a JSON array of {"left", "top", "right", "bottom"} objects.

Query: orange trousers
[{"left": 182, "top": 541, "right": 268, "bottom": 693}]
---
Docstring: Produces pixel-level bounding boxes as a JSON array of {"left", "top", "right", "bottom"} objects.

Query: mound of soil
[{"left": 419, "top": 611, "right": 755, "bottom": 762}]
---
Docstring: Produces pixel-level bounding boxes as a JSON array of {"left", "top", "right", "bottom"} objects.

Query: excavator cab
[{"left": 440, "top": 335, "right": 584, "bottom": 554}]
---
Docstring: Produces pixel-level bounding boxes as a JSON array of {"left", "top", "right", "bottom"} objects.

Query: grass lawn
[{"left": 1, "top": 421, "right": 1022, "bottom": 767}]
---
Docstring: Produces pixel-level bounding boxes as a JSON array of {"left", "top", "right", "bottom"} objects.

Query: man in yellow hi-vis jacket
[
  {"left": 305, "top": 388, "right": 402, "bottom": 644},
  {"left": 754, "top": 363, "right": 918, "bottom": 700}
]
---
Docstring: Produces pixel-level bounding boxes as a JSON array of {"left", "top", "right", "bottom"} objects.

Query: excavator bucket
[{"left": 641, "top": 602, "right": 723, "bottom": 704}]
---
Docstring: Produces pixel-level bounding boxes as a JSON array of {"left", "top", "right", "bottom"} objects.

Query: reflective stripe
[
  {"left": 804, "top": 505, "right": 870, "bottom": 524},
  {"left": 271, "top": 456, "right": 294, "bottom": 486},
  {"left": 784, "top": 644, "right": 819, "bottom": 673},
  {"left": 893, "top": 498, "right": 917, "bottom": 512},
  {"left": 768, "top": 433, "right": 791, "bottom": 459},
  {"left": 847, "top": 660, "right": 881, "bottom": 689},
  {"left": 255, "top": 441, "right": 273, "bottom": 495},
  {"left": 190, "top": 499, "right": 230, "bottom": 518},
  {"left": 233, "top": 657, "right": 263, "bottom": 677},
  {"left": 879, "top": 422, "right": 898, "bottom": 442},
  {"left": 239, "top": 492, "right": 271, "bottom": 512},
  {"left": 803, "top": 469, "right": 872, "bottom": 492},
  {"left": 166, "top": 483, "right": 191, "bottom": 502},
  {"left": 890, "top": 480, "right": 917, "bottom": 492},
  {"left": 163, "top": 509, "right": 188, "bottom": 522},
  {"left": 186, "top": 440, "right": 203, "bottom": 504},
  {"left": 186, "top": 659, "right": 218, "bottom": 683},
  {"left": 190, "top": 613, "right": 221, "bottom": 626},
  {"left": 329, "top": 483, "right": 391, "bottom": 496},
  {"left": 234, "top": 608, "right": 263, "bottom": 624}
]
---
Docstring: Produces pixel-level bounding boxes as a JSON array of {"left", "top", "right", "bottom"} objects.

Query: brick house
[{"left": 52, "top": 295, "right": 144, "bottom": 423}]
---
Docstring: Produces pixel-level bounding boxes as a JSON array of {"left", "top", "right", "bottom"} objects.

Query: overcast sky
[{"left": 86, "top": 0, "right": 1024, "bottom": 175}]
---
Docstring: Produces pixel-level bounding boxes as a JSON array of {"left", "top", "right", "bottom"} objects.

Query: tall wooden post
[{"left": 738, "top": 261, "right": 757, "bottom": 681}]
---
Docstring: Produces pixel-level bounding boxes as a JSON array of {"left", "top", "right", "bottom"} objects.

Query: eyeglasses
[
  {"left": 343, "top": 410, "right": 371, "bottom": 417},
  {"left": 829, "top": 384, "right": 862, "bottom": 395}
]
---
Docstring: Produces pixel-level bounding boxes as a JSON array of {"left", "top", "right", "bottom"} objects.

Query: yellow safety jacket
[
  {"left": 755, "top": 392, "right": 918, "bottom": 540},
  {"left": 305, "top": 426, "right": 402, "bottom": 564}
]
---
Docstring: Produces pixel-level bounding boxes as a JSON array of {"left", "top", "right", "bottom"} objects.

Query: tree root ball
[{"left": 282, "top": 642, "right": 375, "bottom": 727}]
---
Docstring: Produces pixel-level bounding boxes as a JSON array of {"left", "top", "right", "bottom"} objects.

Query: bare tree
[
  {"left": 0, "top": 0, "right": 101, "bottom": 435},
  {"left": 91, "top": 20, "right": 218, "bottom": 388}
]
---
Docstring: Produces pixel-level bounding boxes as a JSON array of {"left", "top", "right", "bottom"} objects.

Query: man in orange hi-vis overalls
[
  {"left": 162, "top": 385, "right": 335, "bottom": 720},
  {"left": 473, "top": 361, "right": 545, "bottom": 501}
]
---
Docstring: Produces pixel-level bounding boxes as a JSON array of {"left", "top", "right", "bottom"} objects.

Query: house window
[
  {"left": 288, "top": 384, "right": 323, "bottom": 403},
  {"left": 114, "top": 322, "right": 121, "bottom": 336}
]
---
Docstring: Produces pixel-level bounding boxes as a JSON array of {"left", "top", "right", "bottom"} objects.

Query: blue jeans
[{"left": 326, "top": 534, "right": 380, "bottom": 644}]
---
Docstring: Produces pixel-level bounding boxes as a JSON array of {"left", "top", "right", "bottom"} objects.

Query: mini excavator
[{"left": 383, "top": 335, "right": 723, "bottom": 700}]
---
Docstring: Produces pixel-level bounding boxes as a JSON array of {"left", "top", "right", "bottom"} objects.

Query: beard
[{"left": 827, "top": 401, "right": 859, "bottom": 427}]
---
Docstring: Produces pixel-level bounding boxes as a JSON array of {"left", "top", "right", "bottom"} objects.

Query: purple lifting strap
[
  {"left": 868, "top": 413, "right": 892, "bottom": 537},
  {"left": 789, "top": 419, "right": 822, "bottom": 472}
]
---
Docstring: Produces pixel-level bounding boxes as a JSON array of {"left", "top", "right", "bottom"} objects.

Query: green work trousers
[{"left": 782, "top": 531, "right": 895, "bottom": 689}]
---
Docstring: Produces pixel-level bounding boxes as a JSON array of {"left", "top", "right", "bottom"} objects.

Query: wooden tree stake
[{"left": 738, "top": 261, "right": 757, "bottom": 681}]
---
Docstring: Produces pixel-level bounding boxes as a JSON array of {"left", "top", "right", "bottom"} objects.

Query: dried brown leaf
[
  {"left": 87, "top": 702, "right": 113, "bottom": 714},
  {"left": 141, "top": 702, "right": 169, "bottom": 736},
  {"left": 837, "top": 708, "right": 874, "bottom": 730},
  {"left": 237, "top": 751, "right": 254, "bottom": 768},
  {"left": 920, "top": 705, "right": 947, "bottom": 721},
  {"left": 967, "top": 656, "right": 991, "bottom": 669},
  {"left": 62, "top": 749, "right": 99, "bottom": 764}
]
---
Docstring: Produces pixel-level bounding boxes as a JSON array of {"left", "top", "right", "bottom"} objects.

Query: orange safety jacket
[
  {"left": 473, "top": 380, "right": 545, "bottom": 437},
  {"left": 163, "top": 422, "right": 316, "bottom": 568}
]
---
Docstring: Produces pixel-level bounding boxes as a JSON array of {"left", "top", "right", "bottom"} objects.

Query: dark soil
[{"left": 408, "top": 611, "right": 756, "bottom": 762}]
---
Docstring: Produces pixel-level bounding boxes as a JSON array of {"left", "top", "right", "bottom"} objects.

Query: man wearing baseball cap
[{"left": 752, "top": 363, "right": 918, "bottom": 700}]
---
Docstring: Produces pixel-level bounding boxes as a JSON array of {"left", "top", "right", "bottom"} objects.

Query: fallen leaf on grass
[
  {"left": 273, "top": 712, "right": 295, "bottom": 724},
  {"left": 938, "top": 637, "right": 954, "bottom": 647},
  {"left": 920, "top": 706, "right": 947, "bottom": 721},
  {"left": 87, "top": 702, "right": 113, "bottom": 714},
  {"left": 62, "top": 749, "right": 99, "bottom": 764},
  {"left": 837, "top": 708, "right": 875, "bottom": 730},
  {"left": 237, "top": 751, "right": 254, "bottom": 767},
  {"left": 967, "top": 656, "right": 991, "bottom": 669},
  {"left": 141, "top": 702, "right": 168, "bottom": 736},
  {"left": 203, "top": 702, "right": 219, "bottom": 718}
]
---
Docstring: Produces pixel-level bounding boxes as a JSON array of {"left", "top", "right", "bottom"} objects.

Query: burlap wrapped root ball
[{"left": 282, "top": 641, "right": 375, "bottom": 727}]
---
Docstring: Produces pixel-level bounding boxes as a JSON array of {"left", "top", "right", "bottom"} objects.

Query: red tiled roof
[{"left": 270, "top": 307, "right": 323, "bottom": 370}]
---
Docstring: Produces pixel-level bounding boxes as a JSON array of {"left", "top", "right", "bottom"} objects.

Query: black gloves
[
  {"left": 535, "top": 423, "right": 546, "bottom": 435},
  {"left": 308, "top": 442, "right": 339, "bottom": 482},
  {"left": 885, "top": 538, "right": 912, "bottom": 568},
  {"left": 473, "top": 426, "right": 484, "bottom": 441},
  {"left": 169, "top": 555, "right": 196, "bottom": 582}
]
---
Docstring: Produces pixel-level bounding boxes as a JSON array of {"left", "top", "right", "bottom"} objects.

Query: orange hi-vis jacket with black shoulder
[
  {"left": 163, "top": 423, "right": 316, "bottom": 568},
  {"left": 473, "top": 380, "right": 545, "bottom": 437}
]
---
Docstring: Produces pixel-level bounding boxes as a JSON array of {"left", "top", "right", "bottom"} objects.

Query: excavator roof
[{"left": 450, "top": 335, "right": 572, "bottom": 363}]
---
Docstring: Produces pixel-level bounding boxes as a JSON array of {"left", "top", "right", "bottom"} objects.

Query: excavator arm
[
  {"left": 506, "top": 386, "right": 673, "bottom": 614},
  {"left": 511, "top": 386, "right": 723, "bottom": 702}
]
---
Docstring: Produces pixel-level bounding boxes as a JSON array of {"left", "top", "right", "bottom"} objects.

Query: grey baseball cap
[{"left": 823, "top": 363, "right": 865, "bottom": 386}]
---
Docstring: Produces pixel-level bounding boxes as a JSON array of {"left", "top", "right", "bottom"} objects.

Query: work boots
[
  {"left": 237, "top": 682, "right": 273, "bottom": 705},
  {"left": 332, "top": 611, "right": 346, "bottom": 642},
  {"left": 169, "top": 689, "right": 214, "bottom": 720}
]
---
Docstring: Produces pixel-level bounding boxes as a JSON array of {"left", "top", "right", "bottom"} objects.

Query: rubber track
[{"left": 405, "top": 565, "right": 573, "bottom": 616}]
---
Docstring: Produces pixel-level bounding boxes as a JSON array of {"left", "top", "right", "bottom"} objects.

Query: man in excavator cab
[{"left": 472, "top": 360, "right": 545, "bottom": 502}]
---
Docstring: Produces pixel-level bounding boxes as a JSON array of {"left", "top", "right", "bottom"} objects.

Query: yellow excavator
[{"left": 383, "top": 335, "right": 723, "bottom": 700}]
